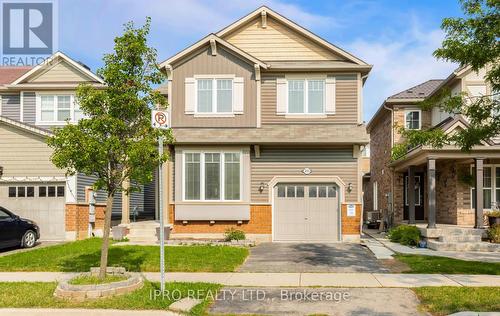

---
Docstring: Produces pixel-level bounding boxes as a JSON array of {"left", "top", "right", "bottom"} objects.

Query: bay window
[
  {"left": 37, "top": 94, "right": 84, "bottom": 124},
  {"left": 184, "top": 151, "right": 241, "bottom": 201},
  {"left": 287, "top": 79, "right": 325, "bottom": 114},
  {"left": 196, "top": 78, "right": 233, "bottom": 113}
]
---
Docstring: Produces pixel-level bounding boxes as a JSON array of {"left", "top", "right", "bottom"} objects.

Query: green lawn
[
  {"left": 0, "top": 238, "right": 248, "bottom": 272},
  {"left": 0, "top": 281, "right": 220, "bottom": 315},
  {"left": 414, "top": 287, "right": 500, "bottom": 315},
  {"left": 395, "top": 254, "right": 500, "bottom": 274}
]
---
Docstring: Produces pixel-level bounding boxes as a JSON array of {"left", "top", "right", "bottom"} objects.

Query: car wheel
[{"left": 22, "top": 230, "right": 36, "bottom": 248}]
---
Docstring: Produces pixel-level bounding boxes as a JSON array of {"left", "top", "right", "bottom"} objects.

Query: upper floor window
[
  {"left": 37, "top": 94, "right": 83, "bottom": 124},
  {"left": 287, "top": 79, "right": 325, "bottom": 114},
  {"left": 404, "top": 110, "right": 421, "bottom": 130},
  {"left": 196, "top": 78, "right": 233, "bottom": 114}
]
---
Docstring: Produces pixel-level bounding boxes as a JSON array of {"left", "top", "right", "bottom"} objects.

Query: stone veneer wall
[{"left": 65, "top": 203, "right": 106, "bottom": 240}]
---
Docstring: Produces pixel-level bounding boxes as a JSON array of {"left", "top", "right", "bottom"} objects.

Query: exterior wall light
[
  {"left": 258, "top": 182, "right": 267, "bottom": 193},
  {"left": 347, "top": 182, "right": 353, "bottom": 193}
]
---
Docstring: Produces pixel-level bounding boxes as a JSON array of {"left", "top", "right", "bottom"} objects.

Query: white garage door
[
  {"left": 274, "top": 183, "right": 339, "bottom": 242},
  {"left": 0, "top": 183, "right": 66, "bottom": 240}
]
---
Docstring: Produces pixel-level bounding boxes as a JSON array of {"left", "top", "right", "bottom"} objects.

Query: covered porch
[{"left": 390, "top": 145, "right": 500, "bottom": 229}]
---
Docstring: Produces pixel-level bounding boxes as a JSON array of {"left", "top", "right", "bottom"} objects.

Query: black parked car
[{"left": 0, "top": 206, "right": 40, "bottom": 249}]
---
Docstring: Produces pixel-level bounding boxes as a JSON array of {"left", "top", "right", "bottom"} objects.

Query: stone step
[
  {"left": 439, "top": 235, "right": 482, "bottom": 243},
  {"left": 427, "top": 240, "right": 500, "bottom": 252},
  {"left": 420, "top": 227, "right": 485, "bottom": 238}
]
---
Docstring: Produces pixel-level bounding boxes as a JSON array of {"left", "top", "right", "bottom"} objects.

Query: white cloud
[{"left": 344, "top": 16, "right": 457, "bottom": 122}]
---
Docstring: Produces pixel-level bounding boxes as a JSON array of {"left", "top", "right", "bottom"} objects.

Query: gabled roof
[
  {"left": 0, "top": 115, "right": 53, "bottom": 137},
  {"left": 160, "top": 34, "right": 268, "bottom": 70},
  {"left": 216, "top": 6, "right": 369, "bottom": 66},
  {"left": 11, "top": 51, "right": 103, "bottom": 85},
  {"left": 0, "top": 67, "right": 33, "bottom": 85},
  {"left": 388, "top": 79, "right": 444, "bottom": 101}
]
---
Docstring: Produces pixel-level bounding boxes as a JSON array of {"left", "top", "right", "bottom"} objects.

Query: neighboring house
[
  {"left": 0, "top": 52, "right": 147, "bottom": 240},
  {"left": 148, "top": 6, "right": 371, "bottom": 242},
  {"left": 366, "top": 65, "right": 497, "bottom": 235}
]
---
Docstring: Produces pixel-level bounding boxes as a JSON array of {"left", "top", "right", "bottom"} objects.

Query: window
[
  {"left": 373, "top": 181, "right": 378, "bottom": 210},
  {"left": 405, "top": 110, "right": 421, "bottom": 130},
  {"left": 37, "top": 94, "right": 83, "bottom": 123},
  {"left": 17, "top": 187, "right": 25, "bottom": 197},
  {"left": 27, "top": 186, "right": 34, "bottom": 197},
  {"left": 184, "top": 151, "right": 241, "bottom": 201},
  {"left": 0, "top": 209, "right": 11, "bottom": 220},
  {"left": 8, "top": 187, "right": 16, "bottom": 197},
  {"left": 470, "top": 165, "right": 500, "bottom": 209},
  {"left": 57, "top": 186, "right": 65, "bottom": 197},
  {"left": 39, "top": 186, "right": 47, "bottom": 197},
  {"left": 196, "top": 78, "right": 233, "bottom": 113},
  {"left": 48, "top": 186, "right": 56, "bottom": 197},
  {"left": 287, "top": 79, "right": 325, "bottom": 114}
]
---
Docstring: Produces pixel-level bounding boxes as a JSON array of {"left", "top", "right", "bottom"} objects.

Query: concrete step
[
  {"left": 427, "top": 240, "right": 500, "bottom": 252},
  {"left": 439, "top": 234, "right": 482, "bottom": 243}
]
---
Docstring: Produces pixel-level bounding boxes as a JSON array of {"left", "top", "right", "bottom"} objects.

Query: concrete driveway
[{"left": 238, "top": 243, "right": 389, "bottom": 273}]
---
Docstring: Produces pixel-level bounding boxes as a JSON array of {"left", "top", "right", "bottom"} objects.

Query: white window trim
[
  {"left": 404, "top": 109, "right": 422, "bottom": 130},
  {"left": 182, "top": 150, "right": 243, "bottom": 202},
  {"left": 194, "top": 75, "right": 235, "bottom": 116},
  {"left": 470, "top": 164, "right": 496, "bottom": 210},
  {"left": 35, "top": 92, "right": 80, "bottom": 125},
  {"left": 373, "top": 181, "right": 378, "bottom": 210},
  {"left": 286, "top": 78, "right": 326, "bottom": 115}
]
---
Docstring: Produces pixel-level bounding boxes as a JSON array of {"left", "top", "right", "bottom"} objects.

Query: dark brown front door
[{"left": 403, "top": 172, "right": 425, "bottom": 220}]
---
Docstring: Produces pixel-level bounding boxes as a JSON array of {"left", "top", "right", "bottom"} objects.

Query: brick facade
[
  {"left": 169, "top": 204, "right": 272, "bottom": 234},
  {"left": 65, "top": 203, "right": 106, "bottom": 240}
]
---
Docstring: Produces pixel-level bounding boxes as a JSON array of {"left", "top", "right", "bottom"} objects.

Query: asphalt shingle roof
[
  {"left": 0, "top": 66, "right": 32, "bottom": 84},
  {"left": 388, "top": 79, "right": 444, "bottom": 100}
]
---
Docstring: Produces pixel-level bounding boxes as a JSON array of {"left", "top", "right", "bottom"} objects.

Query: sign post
[{"left": 152, "top": 110, "right": 169, "bottom": 292}]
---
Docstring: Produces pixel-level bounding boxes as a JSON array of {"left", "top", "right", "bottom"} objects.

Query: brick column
[
  {"left": 475, "top": 158, "right": 484, "bottom": 229},
  {"left": 408, "top": 165, "right": 416, "bottom": 224},
  {"left": 427, "top": 158, "right": 436, "bottom": 228}
]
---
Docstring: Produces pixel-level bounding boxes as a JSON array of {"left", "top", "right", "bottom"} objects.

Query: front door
[
  {"left": 403, "top": 173, "right": 425, "bottom": 220},
  {"left": 274, "top": 183, "right": 339, "bottom": 242}
]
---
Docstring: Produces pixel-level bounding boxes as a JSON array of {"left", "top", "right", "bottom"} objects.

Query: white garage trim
[
  {"left": 269, "top": 176, "right": 345, "bottom": 242},
  {"left": 0, "top": 176, "right": 66, "bottom": 182}
]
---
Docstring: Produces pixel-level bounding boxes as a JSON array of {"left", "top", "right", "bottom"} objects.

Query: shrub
[
  {"left": 487, "top": 210, "right": 500, "bottom": 218},
  {"left": 487, "top": 224, "right": 500, "bottom": 243},
  {"left": 224, "top": 228, "right": 246, "bottom": 241},
  {"left": 388, "top": 225, "right": 421, "bottom": 246}
]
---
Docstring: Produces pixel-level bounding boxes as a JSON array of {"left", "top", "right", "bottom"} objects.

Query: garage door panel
[
  {"left": 274, "top": 183, "right": 339, "bottom": 242},
  {"left": 0, "top": 183, "right": 65, "bottom": 240}
]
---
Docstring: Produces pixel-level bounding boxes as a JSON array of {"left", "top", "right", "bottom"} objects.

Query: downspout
[{"left": 383, "top": 102, "right": 395, "bottom": 228}]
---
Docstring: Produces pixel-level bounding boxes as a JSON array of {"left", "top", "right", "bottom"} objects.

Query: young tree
[
  {"left": 48, "top": 18, "right": 172, "bottom": 278},
  {"left": 393, "top": 0, "right": 499, "bottom": 159}
]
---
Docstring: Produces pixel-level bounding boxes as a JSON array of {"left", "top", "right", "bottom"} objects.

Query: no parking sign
[{"left": 152, "top": 110, "right": 169, "bottom": 129}]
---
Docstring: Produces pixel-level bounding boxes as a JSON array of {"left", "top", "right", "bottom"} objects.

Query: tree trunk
[{"left": 99, "top": 192, "right": 115, "bottom": 279}]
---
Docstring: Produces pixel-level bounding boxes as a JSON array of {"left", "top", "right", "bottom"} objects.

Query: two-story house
[
  {"left": 0, "top": 52, "right": 147, "bottom": 241},
  {"left": 367, "top": 65, "right": 500, "bottom": 251},
  {"left": 151, "top": 6, "right": 371, "bottom": 242}
]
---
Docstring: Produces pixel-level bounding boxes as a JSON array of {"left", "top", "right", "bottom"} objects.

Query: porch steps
[
  {"left": 421, "top": 226, "right": 498, "bottom": 252},
  {"left": 127, "top": 221, "right": 160, "bottom": 243},
  {"left": 427, "top": 240, "right": 500, "bottom": 252}
]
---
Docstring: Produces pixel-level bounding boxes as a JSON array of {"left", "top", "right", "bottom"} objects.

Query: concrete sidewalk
[
  {"left": 0, "top": 272, "right": 498, "bottom": 288},
  {"left": 0, "top": 309, "right": 179, "bottom": 316}
]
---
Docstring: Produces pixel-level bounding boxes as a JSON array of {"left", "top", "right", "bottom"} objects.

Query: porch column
[
  {"left": 408, "top": 165, "right": 416, "bottom": 224},
  {"left": 474, "top": 158, "right": 484, "bottom": 229},
  {"left": 427, "top": 158, "right": 436, "bottom": 228}
]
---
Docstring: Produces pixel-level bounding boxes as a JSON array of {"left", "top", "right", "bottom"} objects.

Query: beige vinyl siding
[
  {"left": 224, "top": 16, "right": 344, "bottom": 61},
  {"left": 0, "top": 123, "right": 64, "bottom": 177},
  {"left": 29, "top": 60, "right": 91, "bottom": 83},
  {"left": 251, "top": 161, "right": 359, "bottom": 203},
  {"left": 261, "top": 74, "right": 359, "bottom": 124},
  {"left": 171, "top": 46, "right": 257, "bottom": 128}
]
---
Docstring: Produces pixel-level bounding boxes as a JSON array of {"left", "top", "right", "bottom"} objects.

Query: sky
[{"left": 58, "top": 0, "right": 463, "bottom": 123}]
